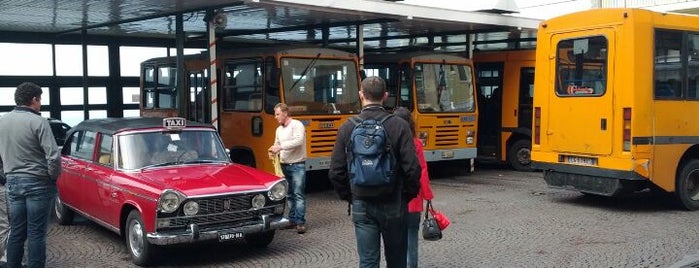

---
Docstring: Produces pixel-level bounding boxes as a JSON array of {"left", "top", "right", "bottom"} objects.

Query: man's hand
[{"left": 269, "top": 145, "right": 281, "bottom": 154}]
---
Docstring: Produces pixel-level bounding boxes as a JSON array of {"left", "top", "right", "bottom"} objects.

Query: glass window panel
[
  {"left": 88, "top": 110, "right": 107, "bottom": 120},
  {"left": 0, "top": 87, "right": 50, "bottom": 106},
  {"left": 654, "top": 30, "right": 683, "bottom": 99},
  {"left": 120, "top": 46, "right": 168, "bottom": 77},
  {"left": 555, "top": 36, "right": 608, "bottom": 97},
  {"left": 688, "top": 33, "right": 699, "bottom": 100},
  {"left": 88, "top": 45, "right": 109, "bottom": 76},
  {"left": 60, "top": 88, "right": 84, "bottom": 105},
  {"left": 0, "top": 43, "right": 52, "bottom": 76},
  {"left": 123, "top": 109, "right": 140, "bottom": 117},
  {"left": 55, "top": 45, "right": 83, "bottom": 76},
  {"left": 123, "top": 87, "right": 140, "bottom": 104},
  {"left": 61, "top": 110, "right": 84, "bottom": 127},
  {"left": 88, "top": 87, "right": 107, "bottom": 105}
]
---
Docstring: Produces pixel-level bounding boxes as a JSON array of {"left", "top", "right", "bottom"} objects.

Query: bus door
[
  {"left": 475, "top": 62, "right": 504, "bottom": 158},
  {"left": 517, "top": 67, "right": 535, "bottom": 129},
  {"left": 548, "top": 33, "right": 613, "bottom": 156},
  {"left": 187, "top": 70, "right": 210, "bottom": 123}
]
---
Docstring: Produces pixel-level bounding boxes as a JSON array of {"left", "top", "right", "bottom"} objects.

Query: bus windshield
[
  {"left": 415, "top": 63, "right": 475, "bottom": 113},
  {"left": 281, "top": 57, "right": 361, "bottom": 115}
]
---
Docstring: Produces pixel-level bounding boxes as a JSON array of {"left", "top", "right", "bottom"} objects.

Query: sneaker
[{"left": 296, "top": 224, "right": 307, "bottom": 234}]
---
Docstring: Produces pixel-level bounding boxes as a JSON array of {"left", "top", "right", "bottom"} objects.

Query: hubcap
[
  {"left": 687, "top": 169, "right": 699, "bottom": 201},
  {"left": 54, "top": 196, "right": 63, "bottom": 218},
  {"left": 129, "top": 220, "right": 144, "bottom": 258},
  {"left": 517, "top": 148, "right": 531, "bottom": 165}
]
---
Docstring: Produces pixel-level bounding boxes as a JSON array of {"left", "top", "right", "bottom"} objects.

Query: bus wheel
[
  {"left": 231, "top": 151, "right": 256, "bottom": 168},
  {"left": 676, "top": 159, "right": 699, "bottom": 211},
  {"left": 507, "top": 139, "right": 533, "bottom": 171}
]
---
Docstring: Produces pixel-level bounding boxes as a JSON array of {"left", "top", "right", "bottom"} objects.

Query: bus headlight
[
  {"left": 418, "top": 131, "right": 428, "bottom": 147},
  {"left": 183, "top": 201, "right": 199, "bottom": 216},
  {"left": 466, "top": 130, "right": 475, "bottom": 144},
  {"left": 158, "top": 190, "right": 183, "bottom": 213},
  {"left": 268, "top": 180, "right": 288, "bottom": 201},
  {"left": 252, "top": 194, "right": 266, "bottom": 209}
]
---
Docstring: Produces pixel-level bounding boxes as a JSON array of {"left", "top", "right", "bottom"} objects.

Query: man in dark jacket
[{"left": 329, "top": 76, "right": 421, "bottom": 268}]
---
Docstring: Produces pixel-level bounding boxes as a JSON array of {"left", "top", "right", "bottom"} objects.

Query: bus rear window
[{"left": 555, "top": 36, "right": 608, "bottom": 96}]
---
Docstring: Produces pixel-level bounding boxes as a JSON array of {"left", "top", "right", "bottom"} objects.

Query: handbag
[
  {"left": 429, "top": 203, "right": 451, "bottom": 230},
  {"left": 422, "top": 201, "right": 443, "bottom": 241}
]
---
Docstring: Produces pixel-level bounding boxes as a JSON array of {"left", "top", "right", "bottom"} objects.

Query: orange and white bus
[
  {"left": 140, "top": 47, "right": 361, "bottom": 174},
  {"left": 474, "top": 49, "right": 535, "bottom": 171},
  {"left": 363, "top": 52, "right": 478, "bottom": 170},
  {"left": 531, "top": 8, "right": 699, "bottom": 210}
]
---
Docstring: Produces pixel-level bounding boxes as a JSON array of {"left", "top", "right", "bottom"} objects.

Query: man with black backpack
[{"left": 329, "top": 76, "right": 421, "bottom": 268}]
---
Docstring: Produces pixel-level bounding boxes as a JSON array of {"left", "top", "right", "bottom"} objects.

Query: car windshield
[{"left": 117, "top": 130, "right": 230, "bottom": 170}]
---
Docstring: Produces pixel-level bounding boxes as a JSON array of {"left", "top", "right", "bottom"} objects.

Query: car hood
[{"left": 133, "top": 163, "right": 281, "bottom": 197}]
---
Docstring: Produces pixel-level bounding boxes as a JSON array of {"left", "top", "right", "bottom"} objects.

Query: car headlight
[
  {"left": 183, "top": 201, "right": 199, "bottom": 216},
  {"left": 268, "top": 180, "right": 288, "bottom": 201},
  {"left": 158, "top": 190, "right": 183, "bottom": 213},
  {"left": 252, "top": 194, "right": 266, "bottom": 209}
]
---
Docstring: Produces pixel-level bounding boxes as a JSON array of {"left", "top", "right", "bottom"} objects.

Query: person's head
[
  {"left": 15, "top": 82, "right": 42, "bottom": 112},
  {"left": 360, "top": 76, "right": 387, "bottom": 105},
  {"left": 274, "top": 103, "right": 291, "bottom": 125},
  {"left": 393, "top": 107, "right": 415, "bottom": 136}
]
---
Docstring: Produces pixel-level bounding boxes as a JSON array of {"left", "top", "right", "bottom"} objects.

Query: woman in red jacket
[{"left": 393, "top": 107, "right": 434, "bottom": 268}]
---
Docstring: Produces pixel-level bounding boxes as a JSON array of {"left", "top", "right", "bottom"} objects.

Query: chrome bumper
[{"left": 146, "top": 214, "right": 290, "bottom": 245}]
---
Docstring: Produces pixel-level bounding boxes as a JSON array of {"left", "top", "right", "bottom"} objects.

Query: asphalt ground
[{"left": 42, "top": 162, "right": 699, "bottom": 267}]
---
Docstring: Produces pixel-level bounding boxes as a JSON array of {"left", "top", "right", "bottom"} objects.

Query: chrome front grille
[{"left": 157, "top": 192, "right": 284, "bottom": 230}]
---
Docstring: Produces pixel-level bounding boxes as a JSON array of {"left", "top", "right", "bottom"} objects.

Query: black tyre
[
  {"left": 507, "top": 139, "right": 533, "bottom": 171},
  {"left": 125, "top": 210, "right": 157, "bottom": 266},
  {"left": 676, "top": 159, "right": 699, "bottom": 210},
  {"left": 54, "top": 195, "right": 74, "bottom": 225},
  {"left": 244, "top": 230, "right": 275, "bottom": 248}
]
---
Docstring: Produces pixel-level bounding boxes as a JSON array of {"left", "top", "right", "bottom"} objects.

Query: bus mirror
[
  {"left": 360, "top": 70, "right": 367, "bottom": 80},
  {"left": 269, "top": 67, "right": 280, "bottom": 89}
]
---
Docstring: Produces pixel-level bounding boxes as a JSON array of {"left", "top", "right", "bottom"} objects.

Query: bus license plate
[
  {"left": 566, "top": 156, "right": 595, "bottom": 166},
  {"left": 219, "top": 232, "right": 244, "bottom": 242},
  {"left": 441, "top": 151, "right": 454, "bottom": 159}
]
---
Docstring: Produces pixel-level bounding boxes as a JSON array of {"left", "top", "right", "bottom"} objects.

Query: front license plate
[
  {"left": 218, "top": 232, "right": 244, "bottom": 242},
  {"left": 441, "top": 151, "right": 454, "bottom": 159},
  {"left": 566, "top": 156, "right": 596, "bottom": 166}
]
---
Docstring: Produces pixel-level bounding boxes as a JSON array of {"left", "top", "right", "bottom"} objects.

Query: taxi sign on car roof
[{"left": 163, "top": 117, "right": 186, "bottom": 130}]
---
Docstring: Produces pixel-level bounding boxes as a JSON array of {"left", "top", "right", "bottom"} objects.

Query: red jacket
[{"left": 408, "top": 138, "right": 434, "bottom": 213}]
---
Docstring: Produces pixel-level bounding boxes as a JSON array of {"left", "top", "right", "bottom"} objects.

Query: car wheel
[
  {"left": 54, "top": 195, "right": 74, "bottom": 225},
  {"left": 245, "top": 230, "right": 275, "bottom": 248},
  {"left": 125, "top": 210, "right": 156, "bottom": 266},
  {"left": 676, "top": 159, "right": 699, "bottom": 211},
  {"left": 507, "top": 139, "right": 533, "bottom": 171}
]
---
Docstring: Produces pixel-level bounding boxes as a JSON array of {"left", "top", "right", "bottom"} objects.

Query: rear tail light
[
  {"left": 534, "top": 107, "right": 541, "bottom": 144},
  {"left": 623, "top": 108, "right": 631, "bottom": 151}
]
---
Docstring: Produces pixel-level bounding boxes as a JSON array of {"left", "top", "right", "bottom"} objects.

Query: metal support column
[{"left": 176, "top": 14, "right": 186, "bottom": 117}]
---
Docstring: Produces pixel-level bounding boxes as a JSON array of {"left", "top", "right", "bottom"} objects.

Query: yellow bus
[
  {"left": 473, "top": 49, "right": 535, "bottom": 171},
  {"left": 363, "top": 52, "right": 478, "bottom": 170},
  {"left": 140, "top": 47, "right": 361, "bottom": 174},
  {"left": 531, "top": 8, "right": 699, "bottom": 210}
]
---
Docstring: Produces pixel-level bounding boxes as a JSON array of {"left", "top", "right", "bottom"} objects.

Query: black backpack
[{"left": 346, "top": 113, "right": 397, "bottom": 198}]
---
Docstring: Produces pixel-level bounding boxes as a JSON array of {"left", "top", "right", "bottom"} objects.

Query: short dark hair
[
  {"left": 393, "top": 107, "right": 415, "bottom": 136},
  {"left": 15, "top": 82, "right": 42, "bottom": 106},
  {"left": 360, "top": 76, "right": 386, "bottom": 102}
]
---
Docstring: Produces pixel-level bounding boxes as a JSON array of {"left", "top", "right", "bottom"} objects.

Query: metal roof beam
[{"left": 215, "top": 18, "right": 397, "bottom": 37}]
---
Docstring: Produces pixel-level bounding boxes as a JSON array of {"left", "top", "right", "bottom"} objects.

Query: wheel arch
[
  {"left": 120, "top": 203, "right": 139, "bottom": 237},
  {"left": 229, "top": 146, "right": 257, "bottom": 168}
]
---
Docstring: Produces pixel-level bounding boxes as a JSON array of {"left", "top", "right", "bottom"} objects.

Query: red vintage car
[{"left": 54, "top": 117, "right": 289, "bottom": 266}]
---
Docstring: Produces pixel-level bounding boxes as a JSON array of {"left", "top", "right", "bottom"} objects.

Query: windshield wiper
[
  {"left": 181, "top": 159, "right": 229, "bottom": 165},
  {"left": 288, "top": 53, "right": 321, "bottom": 91},
  {"left": 141, "top": 162, "right": 180, "bottom": 169}
]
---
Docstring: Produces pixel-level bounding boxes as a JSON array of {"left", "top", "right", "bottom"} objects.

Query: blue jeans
[
  {"left": 281, "top": 162, "right": 306, "bottom": 225},
  {"left": 5, "top": 176, "right": 56, "bottom": 268},
  {"left": 352, "top": 198, "right": 407, "bottom": 268},
  {"left": 405, "top": 212, "right": 421, "bottom": 268}
]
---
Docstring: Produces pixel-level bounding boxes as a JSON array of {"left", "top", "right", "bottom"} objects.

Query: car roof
[{"left": 68, "top": 117, "right": 214, "bottom": 136}]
